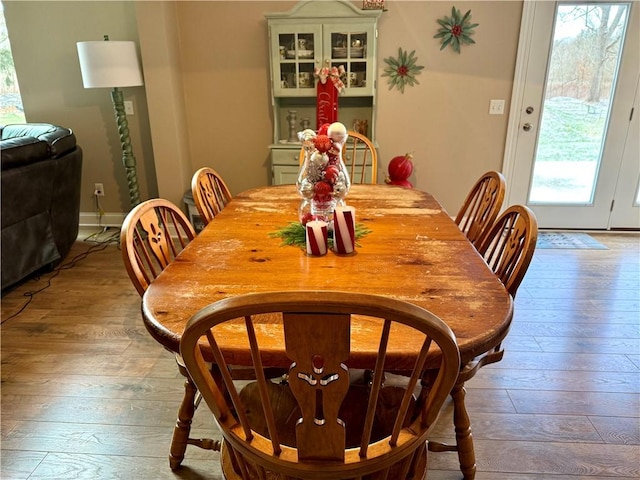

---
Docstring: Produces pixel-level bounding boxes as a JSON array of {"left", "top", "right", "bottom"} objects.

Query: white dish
[
  {"left": 287, "top": 49, "right": 314, "bottom": 59},
  {"left": 332, "top": 47, "right": 347, "bottom": 58},
  {"left": 350, "top": 46, "right": 364, "bottom": 58}
]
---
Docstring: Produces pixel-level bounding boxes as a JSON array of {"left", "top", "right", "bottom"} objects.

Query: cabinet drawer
[{"left": 271, "top": 148, "right": 302, "bottom": 167}]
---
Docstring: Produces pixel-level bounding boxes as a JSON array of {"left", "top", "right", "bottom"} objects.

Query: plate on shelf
[
  {"left": 287, "top": 50, "right": 314, "bottom": 59},
  {"left": 332, "top": 47, "right": 347, "bottom": 58},
  {"left": 350, "top": 46, "right": 364, "bottom": 58}
]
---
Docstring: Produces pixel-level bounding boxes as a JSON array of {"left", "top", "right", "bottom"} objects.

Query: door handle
[{"left": 522, "top": 123, "right": 533, "bottom": 132}]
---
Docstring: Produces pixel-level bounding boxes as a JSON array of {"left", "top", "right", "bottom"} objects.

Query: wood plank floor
[{"left": 2, "top": 229, "right": 638, "bottom": 479}]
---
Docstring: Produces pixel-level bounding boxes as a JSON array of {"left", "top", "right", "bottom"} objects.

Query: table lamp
[{"left": 77, "top": 35, "right": 144, "bottom": 208}]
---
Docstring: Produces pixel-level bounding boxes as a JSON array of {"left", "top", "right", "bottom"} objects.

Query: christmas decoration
[
  {"left": 333, "top": 206, "right": 356, "bottom": 254},
  {"left": 385, "top": 153, "right": 414, "bottom": 188},
  {"left": 314, "top": 63, "right": 345, "bottom": 129},
  {"left": 434, "top": 7, "right": 479, "bottom": 53},
  {"left": 297, "top": 122, "right": 351, "bottom": 225},
  {"left": 306, "top": 220, "right": 329, "bottom": 256},
  {"left": 269, "top": 221, "right": 371, "bottom": 250},
  {"left": 362, "top": 0, "right": 385, "bottom": 11},
  {"left": 381, "top": 48, "right": 424, "bottom": 93}
]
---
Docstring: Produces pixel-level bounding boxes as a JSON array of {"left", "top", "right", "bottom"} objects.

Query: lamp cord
[{"left": 0, "top": 229, "right": 120, "bottom": 324}]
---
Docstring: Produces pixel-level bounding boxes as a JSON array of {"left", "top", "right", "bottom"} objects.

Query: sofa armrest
[
  {"left": 1, "top": 123, "right": 77, "bottom": 158},
  {"left": 0, "top": 137, "right": 50, "bottom": 170}
]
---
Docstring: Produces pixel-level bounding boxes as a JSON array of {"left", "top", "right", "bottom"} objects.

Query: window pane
[
  {"left": 0, "top": 1, "right": 26, "bottom": 124},
  {"left": 529, "top": 3, "right": 629, "bottom": 204}
]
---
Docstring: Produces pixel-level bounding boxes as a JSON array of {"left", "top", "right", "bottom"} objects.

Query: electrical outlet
[
  {"left": 124, "top": 100, "right": 134, "bottom": 115},
  {"left": 94, "top": 183, "right": 105, "bottom": 196}
]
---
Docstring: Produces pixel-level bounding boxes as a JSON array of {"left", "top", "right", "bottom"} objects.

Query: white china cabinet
[{"left": 265, "top": 0, "right": 382, "bottom": 185}]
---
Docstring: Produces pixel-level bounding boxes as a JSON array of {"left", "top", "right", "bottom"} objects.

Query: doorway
[{"left": 504, "top": 1, "right": 639, "bottom": 229}]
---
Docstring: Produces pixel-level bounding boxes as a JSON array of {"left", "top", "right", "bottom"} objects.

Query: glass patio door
[{"left": 507, "top": 1, "right": 639, "bottom": 229}]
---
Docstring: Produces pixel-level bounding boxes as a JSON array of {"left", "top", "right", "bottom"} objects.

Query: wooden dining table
[{"left": 142, "top": 183, "right": 513, "bottom": 479}]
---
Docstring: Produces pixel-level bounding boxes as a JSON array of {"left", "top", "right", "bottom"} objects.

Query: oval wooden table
[{"left": 142, "top": 184, "right": 513, "bottom": 479}]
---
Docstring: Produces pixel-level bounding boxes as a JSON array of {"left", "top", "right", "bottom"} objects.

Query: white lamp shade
[{"left": 77, "top": 40, "right": 144, "bottom": 88}]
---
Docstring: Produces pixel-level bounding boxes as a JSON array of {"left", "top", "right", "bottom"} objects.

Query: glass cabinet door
[
  {"left": 271, "top": 25, "right": 322, "bottom": 96},
  {"left": 325, "top": 23, "right": 376, "bottom": 96}
]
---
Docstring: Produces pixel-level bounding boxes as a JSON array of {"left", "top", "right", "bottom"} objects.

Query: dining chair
[
  {"left": 120, "top": 198, "right": 220, "bottom": 469},
  {"left": 299, "top": 130, "right": 378, "bottom": 184},
  {"left": 427, "top": 204, "right": 538, "bottom": 479},
  {"left": 477, "top": 204, "right": 539, "bottom": 297},
  {"left": 455, "top": 171, "right": 506, "bottom": 248},
  {"left": 342, "top": 130, "right": 378, "bottom": 184},
  {"left": 180, "top": 290, "right": 460, "bottom": 480},
  {"left": 191, "top": 167, "right": 233, "bottom": 227}
]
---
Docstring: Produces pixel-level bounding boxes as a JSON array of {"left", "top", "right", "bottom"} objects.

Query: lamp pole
[{"left": 110, "top": 85, "right": 141, "bottom": 207}]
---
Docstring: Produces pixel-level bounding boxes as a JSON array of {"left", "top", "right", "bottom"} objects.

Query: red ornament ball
[
  {"left": 323, "top": 165, "right": 340, "bottom": 184},
  {"left": 313, "top": 181, "right": 333, "bottom": 201},
  {"left": 313, "top": 135, "right": 333, "bottom": 153},
  {"left": 317, "top": 123, "right": 331, "bottom": 136},
  {"left": 300, "top": 212, "right": 318, "bottom": 225},
  {"left": 386, "top": 179, "right": 414, "bottom": 188},
  {"left": 385, "top": 153, "right": 414, "bottom": 189}
]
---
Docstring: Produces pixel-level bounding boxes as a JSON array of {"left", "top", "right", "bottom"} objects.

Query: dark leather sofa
[{"left": 1, "top": 123, "right": 83, "bottom": 290}]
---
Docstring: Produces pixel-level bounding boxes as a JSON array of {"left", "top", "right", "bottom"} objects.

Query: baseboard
[{"left": 79, "top": 212, "right": 126, "bottom": 228}]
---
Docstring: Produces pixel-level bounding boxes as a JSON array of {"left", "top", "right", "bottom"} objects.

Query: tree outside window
[{"left": 0, "top": 1, "right": 25, "bottom": 124}]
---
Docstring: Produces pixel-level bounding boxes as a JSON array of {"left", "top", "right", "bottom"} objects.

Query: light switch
[
  {"left": 124, "top": 100, "right": 134, "bottom": 115},
  {"left": 489, "top": 99, "right": 505, "bottom": 115}
]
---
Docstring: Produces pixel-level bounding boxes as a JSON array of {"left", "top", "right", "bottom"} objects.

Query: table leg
[
  {"left": 426, "top": 380, "right": 476, "bottom": 480},
  {"left": 169, "top": 372, "right": 198, "bottom": 470},
  {"left": 451, "top": 383, "right": 476, "bottom": 480}
]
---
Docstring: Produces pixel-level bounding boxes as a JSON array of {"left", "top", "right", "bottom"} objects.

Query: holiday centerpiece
[{"left": 297, "top": 121, "right": 351, "bottom": 225}]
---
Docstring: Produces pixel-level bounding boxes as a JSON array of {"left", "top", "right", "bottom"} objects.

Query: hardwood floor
[{"left": 2, "top": 229, "right": 638, "bottom": 479}]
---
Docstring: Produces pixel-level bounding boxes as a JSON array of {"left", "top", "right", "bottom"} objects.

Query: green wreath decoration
[
  {"left": 381, "top": 48, "right": 424, "bottom": 94},
  {"left": 434, "top": 7, "right": 479, "bottom": 54}
]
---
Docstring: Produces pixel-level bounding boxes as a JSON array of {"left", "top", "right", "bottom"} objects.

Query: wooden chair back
[
  {"left": 476, "top": 204, "right": 538, "bottom": 297},
  {"left": 342, "top": 130, "right": 378, "bottom": 184},
  {"left": 120, "top": 198, "right": 196, "bottom": 297},
  {"left": 299, "top": 130, "right": 378, "bottom": 184},
  {"left": 455, "top": 171, "right": 506, "bottom": 248},
  {"left": 191, "top": 167, "right": 233, "bottom": 226},
  {"left": 180, "top": 291, "right": 460, "bottom": 480}
]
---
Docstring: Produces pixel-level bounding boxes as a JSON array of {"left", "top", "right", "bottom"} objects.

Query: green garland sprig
[{"left": 269, "top": 222, "right": 371, "bottom": 249}]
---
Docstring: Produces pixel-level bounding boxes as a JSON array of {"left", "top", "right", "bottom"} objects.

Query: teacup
[{"left": 299, "top": 72, "right": 312, "bottom": 87}]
